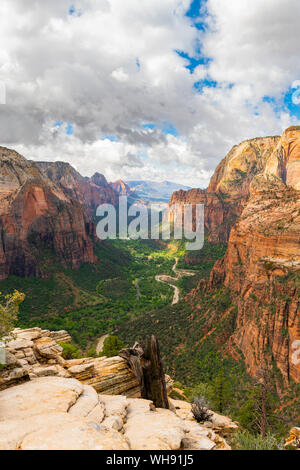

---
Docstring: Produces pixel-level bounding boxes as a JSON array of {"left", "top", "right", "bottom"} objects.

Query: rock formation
[
  {"left": 169, "top": 136, "right": 279, "bottom": 242},
  {"left": 36, "top": 162, "right": 118, "bottom": 215},
  {"left": 0, "top": 327, "right": 237, "bottom": 450},
  {"left": 187, "top": 128, "right": 300, "bottom": 384},
  {"left": 285, "top": 427, "right": 300, "bottom": 449},
  {"left": 0, "top": 327, "right": 140, "bottom": 396},
  {"left": 110, "top": 179, "right": 132, "bottom": 197},
  {"left": 0, "top": 376, "right": 237, "bottom": 450},
  {"left": 0, "top": 148, "right": 96, "bottom": 280}
]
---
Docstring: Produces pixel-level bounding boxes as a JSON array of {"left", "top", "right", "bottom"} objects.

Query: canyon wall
[
  {"left": 169, "top": 136, "right": 280, "bottom": 242},
  {"left": 188, "top": 128, "right": 300, "bottom": 384},
  {"left": 0, "top": 148, "right": 96, "bottom": 280},
  {"left": 36, "top": 162, "right": 119, "bottom": 214}
]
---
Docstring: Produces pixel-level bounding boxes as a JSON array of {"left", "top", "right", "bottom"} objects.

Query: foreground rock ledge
[{"left": 0, "top": 377, "right": 237, "bottom": 450}]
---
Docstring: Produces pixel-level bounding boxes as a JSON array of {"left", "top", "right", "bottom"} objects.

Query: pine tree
[{"left": 209, "top": 370, "right": 231, "bottom": 413}]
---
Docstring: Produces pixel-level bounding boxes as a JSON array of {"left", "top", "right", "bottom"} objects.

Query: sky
[{"left": 0, "top": 0, "right": 299, "bottom": 187}]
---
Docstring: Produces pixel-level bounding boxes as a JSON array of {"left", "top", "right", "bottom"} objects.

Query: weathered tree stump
[{"left": 119, "top": 335, "right": 169, "bottom": 409}]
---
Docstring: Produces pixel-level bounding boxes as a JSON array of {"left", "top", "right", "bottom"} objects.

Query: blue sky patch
[
  {"left": 176, "top": 50, "right": 211, "bottom": 73},
  {"left": 69, "top": 5, "right": 82, "bottom": 17},
  {"left": 101, "top": 134, "right": 118, "bottom": 142},
  {"left": 194, "top": 78, "right": 217, "bottom": 92},
  {"left": 66, "top": 123, "right": 74, "bottom": 135},
  {"left": 143, "top": 122, "right": 179, "bottom": 136},
  {"left": 284, "top": 88, "right": 300, "bottom": 120},
  {"left": 185, "top": 0, "right": 208, "bottom": 31},
  {"left": 54, "top": 121, "right": 74, "bottom": 135}
]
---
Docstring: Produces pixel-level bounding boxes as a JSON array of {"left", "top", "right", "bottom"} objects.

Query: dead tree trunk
[{"left": 120, "top": 335, "right": 169, "bottom": 409}]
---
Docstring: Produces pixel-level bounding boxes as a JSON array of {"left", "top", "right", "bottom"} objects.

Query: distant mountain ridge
[{"left": 127, "top": 180, "right": 192, "bottom": 203}]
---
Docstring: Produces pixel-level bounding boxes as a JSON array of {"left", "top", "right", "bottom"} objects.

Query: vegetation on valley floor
[{"left": 0, "top": 236, "right": 298, "bottom": 445}]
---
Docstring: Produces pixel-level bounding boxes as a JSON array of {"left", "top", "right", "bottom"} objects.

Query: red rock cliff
[
  {"left": 169, "top": 136, "right": 280, "bottom": 242},
  {"left": 189, "top": 128, "right": 300, "bottom": 384},
  {"left": 0, "top": 148, "right": 96, "bottom": 280},
  {"left": 36, "top": 162, "right": 118, "bottom": 215}
]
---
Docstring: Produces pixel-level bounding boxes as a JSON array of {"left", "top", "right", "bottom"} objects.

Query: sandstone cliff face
[
  {"left": 188, "top": 129, "right": 300, "bottom": 384},
  {"left": 110, "top": 179, "right": 132, "bottom": 197},
  {"left": 36, "top": 162, "right": 118, "bottom": 215},
  {"left": 0, "top": 148, "right": 96, "bottom": 280},
  {"left": 264, "top": 127, "right": 300, "bottom": 190},
  {"left": 169, "top": 136, "right": 279, "bottom": 242},
  {"left": 209, "top": 174, "right": 300, "bottom": 383}
]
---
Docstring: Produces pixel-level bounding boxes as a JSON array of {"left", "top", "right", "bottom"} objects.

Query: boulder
[
  {"left": 285, "top": 427, "right": 300, "bottom": 449},
  {"left": 124, "top": 402, "right": 185, "bottom": 450},
  {"left": 100, "top": 394, "right": 129, "bottom": 419},
  {"left": 34, "top": 337, "right": 63, "bottom": 359},
  {"left": 69, "top": 385, "right": 105, "bottom": 423}
]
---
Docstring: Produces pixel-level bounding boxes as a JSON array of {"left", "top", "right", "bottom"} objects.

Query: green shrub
[
  {"left": 232, "top": 431, "right": 283, "bottom": 450},
  {"left": 0, "top": 290, "right": 25, "bottom": 340},
  {"left": 86, "top": 347, "right": 98, "bottom": 358},
  {"left": 99, "top": 335, "right": 125, "bottom": 358},
  {"left": 58, "top": 342, "right": 83, "bottom": 360}
]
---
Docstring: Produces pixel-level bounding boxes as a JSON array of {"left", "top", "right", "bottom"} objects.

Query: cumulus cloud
[{"left": 0, "top": 0, "right": 299, "bottom": 187}]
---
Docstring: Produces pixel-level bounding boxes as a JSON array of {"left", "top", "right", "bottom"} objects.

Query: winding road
[{"left": 155, "top": 258, "right": 195, "bottom": 305}]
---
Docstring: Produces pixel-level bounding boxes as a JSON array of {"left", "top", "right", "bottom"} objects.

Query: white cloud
[{"left": 0, "top": 0, "right": 299, "bottom": 187}]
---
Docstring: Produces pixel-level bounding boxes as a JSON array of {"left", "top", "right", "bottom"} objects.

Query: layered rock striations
[
  {"left": 0, "top": 327, "right": 140, "bottom": 396},
  {"left": 169, "top": 136, "right": 280, "bottom": 242},
  {"left": 187, "top": 128, "right": 300, "bottom": 384},
  {"left": 0, "top": 148, "right": 96, "bottom": 280},
  {"left": 0, "top": 328, "right": 237, "bottom": 450},
  {"left": 210, "top": 175, "right": 300, "bottom": 383},
  {"left": 36, "top": 162, "right": 118, "bottom": 215}
]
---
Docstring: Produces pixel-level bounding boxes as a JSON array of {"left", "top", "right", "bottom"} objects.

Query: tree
[
  {"left": 209, "top": 370, "right": 231, "bottom": 414},
  {"left": 101, "top": 335, "right": 125, "bottom": 358},
  {"left": 237, "top": 367, "right": 282, "bottom": 438},
  {"left": 0, "top": 290, "right": 25, "bottom": 340}
]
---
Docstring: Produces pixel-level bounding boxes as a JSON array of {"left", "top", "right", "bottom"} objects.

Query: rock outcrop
[
  {"left": 169, "top": 136, "right": 279, "bottom": 242},
  {"left": 209, "top": 173, "right": 300, "bottom": 383},
  {"left": 285, "top": 427, "right": 300, "bottom": 449},
  {"left": 0, "top": 148, "right": 96, "bottom": 280},
  {"left": 36, "top": 163, "right": 118, "bottom": 215},
  {"left": 110, "top": 179, "right": 132, "bottom": 197},
  {"left": 0, "top": 327, "right": 237, "bottom": 450},
  {"left": 187, "top": 128, "right": 300, "bottom": 384},
  {"left": 0, "top": 376, "right": 236, "bottom": 450},
  {"left": 0, "top": 327, "right": 139, "bottom": 396}
]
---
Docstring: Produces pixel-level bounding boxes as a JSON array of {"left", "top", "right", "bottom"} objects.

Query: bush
[
  {"left": 191, "top": 396, "right": 213, "bottom": 423},
  {"left": 86, "top": 347, "right": 98, "bottom": 358},
  {"left": 100, "top": 335, "right": 125, "bottom": 358},
  {"left": 232, "top": 431, "right": 283, "bottom": 450},
  {"left": 0, "top": 290, "right": 25, "bottom": 340},
  {"left": 58, "top": 342, "right": 83, "bottom": 360}
]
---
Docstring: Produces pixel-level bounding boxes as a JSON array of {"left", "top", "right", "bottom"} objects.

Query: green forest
[{"left": 0, "top": 237, "right": 298, "bottom": 446}]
